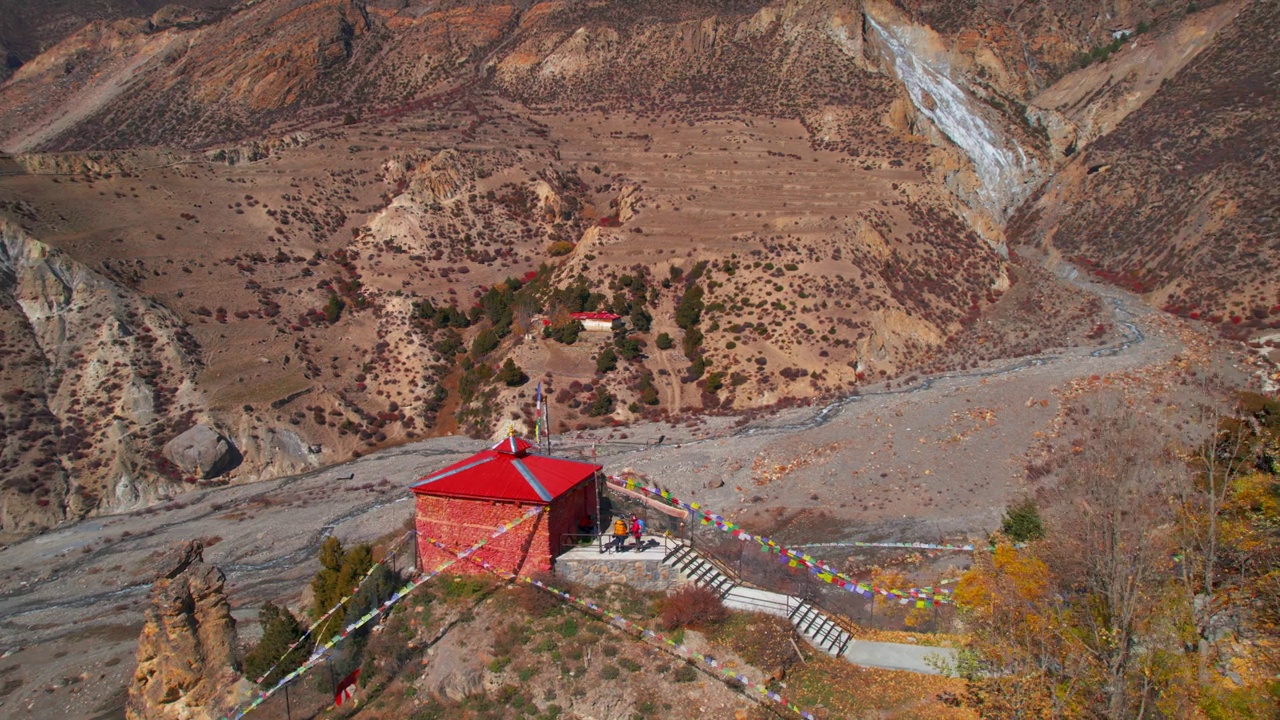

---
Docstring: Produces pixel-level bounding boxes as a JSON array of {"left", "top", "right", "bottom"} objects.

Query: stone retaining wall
[{"left": 555, "top": 556, "right": 686, "bottom": 592}]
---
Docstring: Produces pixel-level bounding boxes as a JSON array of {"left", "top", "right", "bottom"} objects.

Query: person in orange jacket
[{"left": 610, "top": 516, "right": 629, "bottom": 552}]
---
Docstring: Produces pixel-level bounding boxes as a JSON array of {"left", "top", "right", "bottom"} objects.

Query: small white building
[{"left": 571, "top": 312, "right": 623, "bottom": 332}]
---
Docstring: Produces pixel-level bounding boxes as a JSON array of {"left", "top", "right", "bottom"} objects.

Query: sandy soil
[{"left": 0, "top": 264, "right": 1256, "bottom": 718}]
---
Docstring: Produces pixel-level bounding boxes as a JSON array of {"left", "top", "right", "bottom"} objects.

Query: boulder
[
  {"left": 163, "top": 425, "right": 237, "bottom": 479},
  {"left": 127, "top": 541, "right": 242, "bottom": 720},
  {"left": 440, "top": 666, "right": 484, "bottom": 702}
]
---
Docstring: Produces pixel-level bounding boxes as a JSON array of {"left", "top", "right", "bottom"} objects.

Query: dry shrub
[
  {"left": 491, "top": 621, "right": 528, "bottom": 656},
  {"left": 712, "top": 612, "right": 797, "bottom": 678},
  {"left": 656, "top": 585, "right": 727, "bottom": 630},
  {"left": 515, "top": 572, "right": 563, "bottom": 617}
]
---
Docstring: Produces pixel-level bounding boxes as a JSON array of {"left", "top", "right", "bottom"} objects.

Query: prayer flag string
[{"left": 608, "top": 474, "right": 954, "bottom": 605}]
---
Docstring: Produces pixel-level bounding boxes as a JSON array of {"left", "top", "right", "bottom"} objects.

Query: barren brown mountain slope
[
  {"left": 0, "top": 0, "right": 520, "bottom": 152},
  {"left": 1010, "top": 0, "right": 1280, "bottom": 342},
  {"left": 0, "top": 96, "right": 1043, "bottom": 538},
  {"left": 0, "top": 0, "right": 1274, "bottom": 541},
  {"left": 0, "top": 1, "right": 236, "bottom": 82}
]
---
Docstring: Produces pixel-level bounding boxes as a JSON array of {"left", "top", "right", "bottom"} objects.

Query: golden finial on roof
[{"left": 507, "top": 423, "right": 515, "bottom": 438}]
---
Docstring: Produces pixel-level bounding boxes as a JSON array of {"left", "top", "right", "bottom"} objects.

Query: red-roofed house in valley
[
  {"left": 570, "top": 312, "right": 622, "bottom": 332},
  {"left": 411, "top": 437, "right": 602, "bottom": 576}
]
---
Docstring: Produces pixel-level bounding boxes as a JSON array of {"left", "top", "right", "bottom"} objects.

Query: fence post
[
  {"left": 596, "top": 474, "right": 604, "bottom": 554},
  {"left": 283, "top": 682, "right": 292, "bottom": 720}
]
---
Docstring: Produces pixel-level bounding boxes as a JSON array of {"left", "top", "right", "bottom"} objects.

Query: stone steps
[
  {"left": 662, "top": 542, "right": 851, "bottom": 657},
  {"left": 789, "top": 599, "right": 853, "bottom": 656},
  {"left": 661, "top": 543, "right": 737, "bottom": 598}
]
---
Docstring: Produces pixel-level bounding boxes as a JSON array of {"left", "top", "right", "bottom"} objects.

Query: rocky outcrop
[
  {"left": 230, "top": 425, "right": 321, "bottom": 483},
  {"left": 127, "top": 540, "right": 242, "bottom": 720},
  {"left": 203, "top": 132, "right": 315, "bottom": 166},
  {"left": 381, "top": 149, "right": 476, "bottom": 203},
  {"left": 163, "top": 425, "right": 238, "bottom": 480},
  {"left": 864, "top": 6, "right": 1040, "bottom": 223},
  {"left": 9, "top": 148, "right": 190, "bottom": 176}
]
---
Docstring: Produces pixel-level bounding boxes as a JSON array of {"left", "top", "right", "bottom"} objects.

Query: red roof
[
  {"left": 570, "top": 312, "right": 621, "bottom": 321},
  {"left": 410, "top": 437, "right": 601, "bottom": 504}
]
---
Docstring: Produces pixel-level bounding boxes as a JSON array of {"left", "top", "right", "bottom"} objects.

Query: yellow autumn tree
[
  {"left": 955, "top": 394, "right": 1280, "bottom": 719},
  {"left": 953, "top": 541, "right": 1059, "bottom": 719}
]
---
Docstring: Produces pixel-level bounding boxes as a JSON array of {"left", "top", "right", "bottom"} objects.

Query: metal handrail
[
  {"left": 677, "top": 537, "right": 863, "bottom": 644},
  {"left": 800, "top": 598, "right": 862, "bottom": 640},
  {"left": 663, "top": 534, "right": 761, "bottom": 592}
]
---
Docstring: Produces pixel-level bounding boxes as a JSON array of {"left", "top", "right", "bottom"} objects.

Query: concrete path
[
  {"left": 558, "top": 535, "right": 671, "bottom": 561},
  {"left": 722, "top": 586, "right": 792, "bottom": 617},
  {"left": 843, "top": 639, "right": 955, "bottom": 674}
]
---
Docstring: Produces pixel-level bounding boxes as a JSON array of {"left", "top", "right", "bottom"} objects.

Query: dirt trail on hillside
[{"left": 0, "top": 271, "right": 1242, "bottom": 719}]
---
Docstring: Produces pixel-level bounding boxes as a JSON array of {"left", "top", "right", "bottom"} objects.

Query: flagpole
[{"left": 534, "top": 382, "right": 542, "bottom": 446}]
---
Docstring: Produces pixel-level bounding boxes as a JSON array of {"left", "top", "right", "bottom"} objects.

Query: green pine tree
[
  {"left": 497, "top": 358, "right": 528, "bottom": 386},
  {"left": 614, "top": 334, "right": 642, "bottom": 360},
  {"left": 588, "top": 391, "right": 616, "bottom": 417},
  {"left": 596, "top": 347, "right": 618, "bottom": 374},
  {"left": 242, "top": 603, "right": 311, "bottom": 688},
  {"left": 675, "top": 283, "right": 705, "bottom": 330},
  {"left": 471, "top": 327, "right": 500, "bottom": 356},
  {"left": 630, "top": 305, "right": 652, "bottom": 332},
  {"left": 1000, "top": 497, "right": 1046, "bottom": 542},
  {"left": 309, "top": 538, "right": 375, "bottom": 644},
  {"left": 323, "top": 294, "right": 344, "bottom": 324}
]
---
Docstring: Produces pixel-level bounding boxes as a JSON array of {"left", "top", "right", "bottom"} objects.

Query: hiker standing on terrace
[{"left": 610, "top": 516, "right": 629, "bottom": 552}]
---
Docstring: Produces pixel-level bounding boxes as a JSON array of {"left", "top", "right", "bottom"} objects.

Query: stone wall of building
[
  {"left": 415, "top": 496, "right": 550, "bottom": 577},
  {"left": 554, "top": 556, "right": 687, "bottom": 592}
]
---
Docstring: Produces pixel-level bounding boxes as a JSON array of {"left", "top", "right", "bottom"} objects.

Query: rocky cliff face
[
  {"left": 127, "top": 540, "right": 243, "bottom": 720},
  {"left": 864, "top": 6, "right": 1040, "bottom": 224},
  {"left": 0, "top": 221, "right": 206, "bottom": 539}
]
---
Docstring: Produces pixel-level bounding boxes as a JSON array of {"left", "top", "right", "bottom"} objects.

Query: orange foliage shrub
[{"left": 656, "top": 585, "right": 727, "bottom": 630}]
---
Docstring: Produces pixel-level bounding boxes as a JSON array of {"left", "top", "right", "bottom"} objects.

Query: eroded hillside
[
  {"left": 0, "top": 0, "right": 1273, "bottom": 538},
  {"left": 0, "top": 0, "right": 236, "bottom": 82},
  {"left": 1, "top": 220, "right": 204, "bottom": 537},
  {"left": 1012, "top": 0, "right": 1280, "bottom": 342}
]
